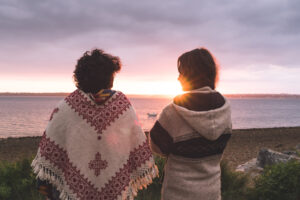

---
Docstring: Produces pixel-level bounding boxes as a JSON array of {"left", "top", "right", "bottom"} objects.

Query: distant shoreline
[
  {"left": 0, "top": 92, "right": 69, "bottom": 97},
  {"left": 1, "top": 92, "right": 300, "bottom": 99}
]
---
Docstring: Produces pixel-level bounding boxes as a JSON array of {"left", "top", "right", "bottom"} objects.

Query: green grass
[{"left": 0, "top": 158, "right": 45, "bottom": 200}]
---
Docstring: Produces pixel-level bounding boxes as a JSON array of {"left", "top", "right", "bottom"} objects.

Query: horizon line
[{"left": 1, "top": 92, "right": 300, "bottom": 98}]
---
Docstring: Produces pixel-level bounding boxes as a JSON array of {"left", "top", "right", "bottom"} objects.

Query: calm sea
[{"left": 0, "top": 96, "right": 300, "bottom": 138}]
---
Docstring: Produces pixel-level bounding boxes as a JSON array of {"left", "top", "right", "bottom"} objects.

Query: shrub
[
  {"left": 249, "top": 160, "right": 300, "bottom": 200},
  {"left": 221, "top": 161, "right": 250, "bottom": 200},
  {"left": 0, "top": 158, "right": 45, "bottom": 200}
]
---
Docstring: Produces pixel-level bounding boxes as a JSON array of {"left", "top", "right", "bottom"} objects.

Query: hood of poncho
[{"left": 172, "top": 87, "right": 231, "bottom": 141}]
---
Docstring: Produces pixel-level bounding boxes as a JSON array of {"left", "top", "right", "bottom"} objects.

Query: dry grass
[{"left": 0, "top": 137, "right": 41, "bottom": 162}]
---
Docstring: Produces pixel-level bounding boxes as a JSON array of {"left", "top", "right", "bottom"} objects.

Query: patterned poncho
[{"left": 32, "top": 89, "right": 158, "bottom": 200}]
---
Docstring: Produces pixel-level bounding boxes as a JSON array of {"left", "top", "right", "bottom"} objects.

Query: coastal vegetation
[
  {"left": 1, "top": 157, "right": 299, "bottom": 200},
  {"left": 248, "top": 160, "right": 300, "bottom": 200},
  {"left": 0, "top": 158, "right": 44, "bottom": 200},
  {"left": 1, "top": 128, "right": 300, "bottom": 200}
]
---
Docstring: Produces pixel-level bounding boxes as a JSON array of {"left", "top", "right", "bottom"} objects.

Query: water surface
[{"left": 0, "top": 96, "right": 300, "bottom": 138}]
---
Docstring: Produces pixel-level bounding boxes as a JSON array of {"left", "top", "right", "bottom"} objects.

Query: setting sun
[{"left": 113, "top": 78, "right": 183, "bottom": 97}]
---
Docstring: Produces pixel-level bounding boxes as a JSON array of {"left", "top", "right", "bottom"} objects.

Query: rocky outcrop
[
  {"left": 236, "top": 158, "right": 263, "bottom": 177},
  {"left": 257, "top": 148, "right": 300, "bottom": 168},
  {"left": 236, "top": 147, "right": 300, "bottom": 174}
]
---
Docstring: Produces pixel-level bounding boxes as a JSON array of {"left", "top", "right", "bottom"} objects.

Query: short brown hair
[
  {"left": 73, "top": 49, "right": 121, "bottom": 93},
  {"left": 178, "top": 48, "right": 218, "bottom": 89}
]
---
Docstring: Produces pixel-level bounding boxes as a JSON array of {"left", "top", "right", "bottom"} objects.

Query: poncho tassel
[
  {"left": 122, "top": 163, "right": 159, "bottom": 200},
  {"left": 32, "top": 156, "right": 75, "bottom": 200}
]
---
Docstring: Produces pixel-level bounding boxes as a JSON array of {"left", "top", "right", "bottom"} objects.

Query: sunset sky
[{"left": 0, "top": 0, "right": 300, "bottom": 95}]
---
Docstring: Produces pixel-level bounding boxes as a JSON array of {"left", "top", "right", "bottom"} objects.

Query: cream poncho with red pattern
[{"left": 32, "top": 89, "right": 158, "bottom": 200}]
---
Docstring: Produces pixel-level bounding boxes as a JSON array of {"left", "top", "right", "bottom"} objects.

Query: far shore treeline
[{"left": 1, "top": 92, "right": 300, "bottom": 99}]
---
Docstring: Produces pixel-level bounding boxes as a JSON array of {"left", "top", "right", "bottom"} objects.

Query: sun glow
[
  {"left": 113, "top": 79, "right": 183, "bottom": 97},
  {"left": 0, "top": 74, "right": 184, "bottom": 97}
]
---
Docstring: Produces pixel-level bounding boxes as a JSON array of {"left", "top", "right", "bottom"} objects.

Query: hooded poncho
[
  {"left": 150, "top": 86, "right": 232, "bottom": 200},
  {"left": 32, "top": 89, "right": 158, "bottom": 200}
]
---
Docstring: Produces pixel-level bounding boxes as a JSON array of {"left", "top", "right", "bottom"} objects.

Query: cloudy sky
[{"left": 0, "top": 0, "right": 299, "bottom": 94}]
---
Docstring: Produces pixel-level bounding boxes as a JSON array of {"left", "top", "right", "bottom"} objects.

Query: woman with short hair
[
  {"left": 32, "top": 49, "right": 158, "bottom": 200},
  {"left": 149, "top": 48, "right": 232, "bottom": 200}
]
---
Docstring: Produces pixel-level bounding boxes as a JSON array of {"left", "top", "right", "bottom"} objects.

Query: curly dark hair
[
  {"left": 178, "top": 48, "right": 218, "bottom": 90},
  {"left": 73, "top": 49, "right": 121, "bottom": 93}
]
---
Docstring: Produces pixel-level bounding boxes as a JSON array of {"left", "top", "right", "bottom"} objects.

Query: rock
[
  {"left": 236, "top": 158, "right": 262, "bottom": 172},
  {"left": 236, "top": 158, "right": 257, "bottom": 172},
  {"left": 282, "top": 150, "right": 298, "bottom": 156},
  {"left": 236, "top": 158, "right": 263, "bottom": 177},
  {"left": 296, "top": 144, "right": 300, "bottom": 150},
  {"left": 257, "top": 148, "right": 300, "bottom": 168}
]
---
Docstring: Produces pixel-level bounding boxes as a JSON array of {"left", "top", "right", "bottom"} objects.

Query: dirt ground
[
  {"left": 1, "top": 127, "right": 300, "bottom": 169},
  {"left": 223, "top": 127, "right": 300, "bottom": 168}
]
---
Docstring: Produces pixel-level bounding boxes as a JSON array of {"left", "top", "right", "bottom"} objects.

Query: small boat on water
[{"left": 147, "top": 112, "right": 157, "bottom": 117}]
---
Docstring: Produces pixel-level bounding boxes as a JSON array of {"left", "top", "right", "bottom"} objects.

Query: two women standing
[{"left": 32, "top": 48, "right": 231, "bottom": 200}]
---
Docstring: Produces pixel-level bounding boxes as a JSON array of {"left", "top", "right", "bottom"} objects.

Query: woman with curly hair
[
  {"left": 32, "top": 49, "right": 158, "bottom": 200},
  {"left": 149, "top": 48, "right": 232, "bottom": 200}
]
